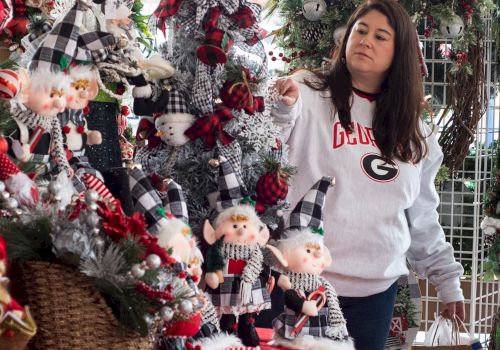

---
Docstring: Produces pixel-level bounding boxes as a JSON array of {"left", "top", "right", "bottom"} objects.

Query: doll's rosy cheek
[
  {"left": 43, "top": 103, "right": 50, "bottom": 110},
  {"left": 302, "top": 257, "right": 308, "bottom": 264},
  {"left": 67, "top": 96, "right": 73, "bottom": 102},
  {"left": 249, "top": 234, "right": 255, "bottom": 241}
]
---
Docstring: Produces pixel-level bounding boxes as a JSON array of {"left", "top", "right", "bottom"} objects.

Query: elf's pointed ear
[
  {"left": 203, "top": 219, "right": 217, "bottom": 245},
  {"left": 18, "top": 69, "right": 31, "bottom": 104},
  {"left": 258, "top": 224, "right": 270, "bottom": 246},
  {"left": 87, "top": 70, "right": 99, "bottom": 101},
  {"left": 323, "top": 247, "right": 332, "bottom": 267}
]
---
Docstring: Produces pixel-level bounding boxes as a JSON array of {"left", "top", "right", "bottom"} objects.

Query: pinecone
[{"left": 301, "top": 23, "right": 328, "bottom": 44}]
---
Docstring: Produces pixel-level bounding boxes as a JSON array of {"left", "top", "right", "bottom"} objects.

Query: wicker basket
[{"left": 12, "top": 261, "right": 153, "bottom": 350}]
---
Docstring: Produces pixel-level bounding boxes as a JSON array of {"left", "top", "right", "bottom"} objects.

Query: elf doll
[
  {"left": 203, "top": 155, "right": 276, "bottom": 347},
  {"left": 270, "top": 177, "right": 355, "bottom": 350},
  {"left": 58, "top": 65, "right": 114, "bottom": 201}
]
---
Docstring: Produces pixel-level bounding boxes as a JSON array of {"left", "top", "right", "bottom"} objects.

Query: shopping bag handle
[{"left": 430, "top": 316, "right": 460, "bottom": 346}]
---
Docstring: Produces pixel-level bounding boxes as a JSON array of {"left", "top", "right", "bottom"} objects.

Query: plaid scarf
[
  {"left": 286, "top": 271, "right": 347, "bottom": 339},
  {"left": 11, "top": 106, "right": 71, "bottom": 175},
  {"left": 221, "top": 243, "right": 264, "bottom": 304}
]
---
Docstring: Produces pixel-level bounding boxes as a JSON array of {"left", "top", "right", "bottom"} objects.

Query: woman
[{"left": 272, "top": 0, "right": 465, "bottom": 349}]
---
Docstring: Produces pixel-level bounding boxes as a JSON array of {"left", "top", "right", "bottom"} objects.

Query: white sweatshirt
[{"left": 273, "top": 74, "right": 464, "bottom": 304}]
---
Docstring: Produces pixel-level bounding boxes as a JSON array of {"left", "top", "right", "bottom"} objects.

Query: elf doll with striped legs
[{"left": 270, "top": 177, "right": 355, "bottom": 350}]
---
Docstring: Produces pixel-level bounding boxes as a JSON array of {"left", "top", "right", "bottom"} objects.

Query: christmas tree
[{"left": 134, "top": 0, "right": 293, "bottom": 234}]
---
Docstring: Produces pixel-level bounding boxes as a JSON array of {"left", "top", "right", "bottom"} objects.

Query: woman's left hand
[{"left": 441, "top": 300, "right": 465, "bottom": 321}]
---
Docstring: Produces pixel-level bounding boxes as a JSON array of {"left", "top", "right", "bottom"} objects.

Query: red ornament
[
  {"left": 256, "top": 171, "right": 288, "bottom": 207},
  {"left": 76, "top": 125, "right": 85, "bottom": 134},
  {"left": 0, "top": 136, "right": 8, "bottom": 153},
  {"left": 83, "top": 106, "right": 90, "bottom": 115},
  {"left": 178, "top": 271, "right": 187, "bottom": 279},
  {"left": 220, "top": 80, "right": 251, "bottom": 110},
  {"left": 5, "top": 16, "right": 28, "bottom": 36},
  {"left": 121, "top": 105, "right": 130, "bottom": 116},
  {"left": 62, "top": 126, "right": 71, "bottom": 134}
]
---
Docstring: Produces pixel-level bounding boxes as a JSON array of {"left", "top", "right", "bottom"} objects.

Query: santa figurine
[
  {"left": 0, "top": 236, "right": 37, "bottom": 350},
  {"left": 270, "top": 177, "right": 355, "bottom": 350}
]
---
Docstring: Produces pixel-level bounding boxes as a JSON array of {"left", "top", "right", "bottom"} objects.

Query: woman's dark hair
[{"left": 306, "top": 0, "right": 427, "bottom": 163}]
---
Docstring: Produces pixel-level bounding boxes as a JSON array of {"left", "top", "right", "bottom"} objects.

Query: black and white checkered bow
[{"left": 287, "top": 176, "right": 335, "bottom": 232}]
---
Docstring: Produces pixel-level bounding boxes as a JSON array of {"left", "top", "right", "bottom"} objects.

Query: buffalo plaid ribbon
[
  {"left": 184, "top": 106, "right": 235, "bottom": 149},
  {"left": 153, "top": 0, "right": 183, "bottom": 34}
]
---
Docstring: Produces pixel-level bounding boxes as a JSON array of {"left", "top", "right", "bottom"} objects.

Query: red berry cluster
[
  {"left": 455, "top": 51, "right": 468, "bottom": 65},
  {"left": 461, "top": 0, "right": 475, "bottom": 20},
  {"left": 268, "top": 49, "right": 316, "bottom": 63},
  {"left": 121, "top": 105, "right": 130, "bottom": 116}
]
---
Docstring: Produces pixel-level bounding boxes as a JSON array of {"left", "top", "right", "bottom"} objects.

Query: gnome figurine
[
  {"left": 270, "top": 177, "right": 355, "bottom": 350},
  {"left": 203, "top": 155, "right": 274, "bottom": 347}
]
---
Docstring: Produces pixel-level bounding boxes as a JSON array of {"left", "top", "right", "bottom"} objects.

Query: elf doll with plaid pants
[{"left": 203, "top": 155, "right": 276, "bottom": 347}]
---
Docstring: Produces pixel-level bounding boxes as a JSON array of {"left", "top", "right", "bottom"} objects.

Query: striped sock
[{"left": 82, "top": 173, "right": 115, "bottom": 201}]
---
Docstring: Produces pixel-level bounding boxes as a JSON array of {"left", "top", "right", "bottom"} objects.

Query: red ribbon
[
  {"left": 244, "top": 95, "right": 265, "bottom": 114},
  {"left": 153, "top": 0, "right": 184, "bottom": 35},
  {"left": 184, "top": 106, "right": 235, "bottom": 149}
]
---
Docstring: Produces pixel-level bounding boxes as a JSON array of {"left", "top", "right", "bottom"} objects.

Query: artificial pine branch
[{"left": 1, "top": 215, "right": 55, "bottom": 262}]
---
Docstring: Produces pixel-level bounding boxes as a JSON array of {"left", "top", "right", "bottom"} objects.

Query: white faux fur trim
[
  {"left": 157, "top": 218, "right": 188, "bottom": 246},
  {"left": 271, "top": 334, "right": 356, "bottom": 350},
  {"left": 132, "top": 84, "right": 152, "bottom": 98},
  {"left": 155, "top": 112, "right": 195, "bottom": 124},
  {"left": 277, "top": 228, "right": 325, "bottom": 255},
  {"left": 193, "top": 333, "right": 243, "bottom": 350},
  {"left": 69, "top": 65, "right": 94, "bottom": 80},
  {"left": 30, "top": 71, "right": 71, "bottom": 93},
  {"left": 143, "top": 54, "right": 175, "bottom": 81},
  {"left": 4, "top": 172, "right": 37, "bottom": 206}
]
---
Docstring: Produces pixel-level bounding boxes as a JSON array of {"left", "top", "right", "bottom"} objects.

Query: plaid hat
[
  {"left": 216, "top": 155, "right": 248, "bottom": 212},
  {"left": 163, "top": 178, "right": 189, "bottom": 224},
  {"left": 29, "top": 0, "right": 116, "bottom": 73},
  {"left": 287, "top": 176, "right": 335, "bottom": 232},
  {"left": 134, "top": 88, "right": 189, "bottom": 117},
  {"left": 128, "top": 167, "right": 169, "bottom": 234}
]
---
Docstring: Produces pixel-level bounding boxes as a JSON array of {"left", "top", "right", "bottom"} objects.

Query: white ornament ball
[
  {"left": 0, "top": 191, "right": 10, "bottom": 201},
  {"left": 131, "top": 264, "right": 146, "bottom": 278},
  {"left": 180, "top": 300, "right": 193, "bottom": 314},
  {"left": 154, "top": 113, "right": 196, "bottom": 147},
  {"left": 0, "top": 181, "right": 5, "bottom": 193},
  {"left": 4, "top": 197, "right": 18, "bottom": 209},
  {"left": 146, "top": 254, "right": 162, "bottom": 270},
  {"left": 85, "top": 212, "right": 100, "bottom": 228},
  {"left": 94, "top": 236, "right": 105, "bottom": 248},
  {"left": 160, "top": 306, "right": 174, "bottom": 321},
  {"left": 85, "top": 190, "right": 99, "bottom": 204},
  {"left": 440, "top": 14, "right": 464, "bottom": 38},
  {"left": 47, "top": 181, "right": 62, "bottom": 196},
  {"left": 302, "top": 0, "right": 327, "bottom": 21}
]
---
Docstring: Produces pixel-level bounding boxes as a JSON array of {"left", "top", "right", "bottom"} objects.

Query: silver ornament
[
  {"left": 0, "top": 181, "right": 5, "bottom": 192},
  {"left": 84, "top": 190, "right": 99, "bottom": 204},
  {"left": 4, "top": 197, "right": 18, "bottom": 209},
  {"left": 131, "top": 264, "right": 146, "bottom": 278},
  {"left": 302, "top": 0, "right": 326, "bottom": 21},
  {"left": 0, "top": 191, "right": 10, "bottom": 201},
  {"left": 440, "top": 14, "right": 464, "bottom": 38},
  {"left": 146, "top": 254, "right": 162, "bottom": 270},
  {"left": 47, "top": 181, "right": 62, "bottom": 196},
  {"left": 179, "top": 300, "right": 193, "bottom": 314},
  {"left": 91, "top": 228, "right": 100, "bottom": 236},
  {"left": 94, "top": 236, "right": 105, "bottom": 249},
  {"left": 85, "top": 212, "right": 100, "bottom": 228},
  {"left": 144, "top": 313, "right": 155, "bottom": 327},
  {"left": 160, "top": 306, "right": 174, "bottom": 321},
  {"left": 87, "top": 202, "right": 98, "bottom": 211}
]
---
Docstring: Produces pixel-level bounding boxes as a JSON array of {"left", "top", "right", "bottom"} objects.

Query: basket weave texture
[{"left": 14, "top": 261, "right": 153, "bottom": 350}]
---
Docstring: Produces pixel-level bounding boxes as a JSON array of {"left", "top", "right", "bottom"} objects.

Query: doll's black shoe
[
  {"left": 238, "top": 313, "right": 260, "bottom": 347},
  {"left": 220, "top": 314, "right": 237, "bottom": 335}
]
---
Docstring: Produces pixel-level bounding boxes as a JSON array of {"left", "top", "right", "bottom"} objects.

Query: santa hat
[
  {"left": 215, "top": 155, "right": 248, "bottom": 212},
  {"left": 287, "top": 176, "right": 335, "bottom": 233},
  {"left": 29, "top": 0, "right": 115, "bottom": 73},
  {"left": 128, "top": 167, "right": 169, "bottom": 234},
  {"left": 0, "top": 153, "right": 38, "bottom": 206}
]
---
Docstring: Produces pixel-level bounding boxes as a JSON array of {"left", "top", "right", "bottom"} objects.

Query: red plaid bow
[
  {"left": 153, "top": 0, "right": 184, "bottom": 34},
  {"left": 244, "top": 95, "right": 265, "bottom": 114},
  {"left": 184, "top": 106, "right": 235, "bottom": 149},
  {"left": 230, "top": 6, "right": 256, "bottom": 29}
]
